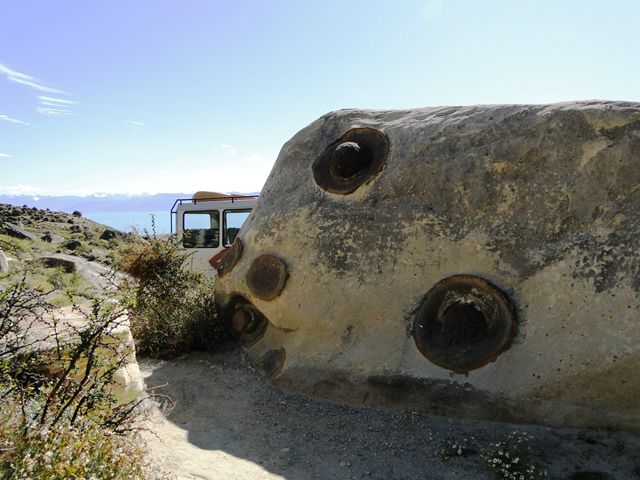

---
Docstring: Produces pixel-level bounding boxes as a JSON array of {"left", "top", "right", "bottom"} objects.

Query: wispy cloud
[
  {"left": 36, "top": 95, "right": 77, "bottom": 116},
  {"left": 125, "top": 120, "right": 146, "bottom": 127},
  {"left": 0, "top": 63, "right": 66, "bottom": 94},
  {"left": 0, "top": 153, "right": 12, "bottom": 158},
  {"left": 38, "top": 95, "right": 78, "bottom": 106},
  {"left": 37, "top": 106, "right": 74, "bottom": 117},
  {"left": 0, "top": 114, "right": 30, "bottom": 125},
  {"left": 221, "top": 144, "right": 238, "bottom": 155},
  {"left": 0, "top": 62, "right": 77, "bottom": 117}
]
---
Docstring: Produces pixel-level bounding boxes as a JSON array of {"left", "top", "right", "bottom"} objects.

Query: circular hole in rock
[
  {"left": 312, "top": 127, "right": 390, "bottom": 195},
  {"left": 440, "top": 302, "right": 489, "bottom": 347},
  {"left": 330, "top": 142, "right": 371, "bottom": 180},
  {"left": 413, "top": 274, "right": 516, "bottom": 373},
  {"left": 224, "top": 295, "right": 268, "bottom": 345}
]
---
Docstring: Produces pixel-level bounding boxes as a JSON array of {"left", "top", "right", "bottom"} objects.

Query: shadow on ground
[{"left": 140, "top": 348, "right": 640, "bottom": 480}]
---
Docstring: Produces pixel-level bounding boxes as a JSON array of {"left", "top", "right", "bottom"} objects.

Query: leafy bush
[
  {"left": 116, "top": 235, "right": 227, "bottom": 357},
  {"left": 0, "top": 270, "right": 161, "bottom": 479}
]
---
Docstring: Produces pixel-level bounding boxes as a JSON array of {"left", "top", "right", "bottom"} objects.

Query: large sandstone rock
[
  {"left": 0, "top": 249, "right": 8, "bottom": 273},
  {"left": 15, "top": 306, "right": 145, "bottom": 405},
  {"left": 215, "top": 101, "right": 640, "bottom": 432}
]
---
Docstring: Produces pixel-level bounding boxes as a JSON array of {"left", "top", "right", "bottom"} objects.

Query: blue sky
[{"left": 1, "top": 0, "right": 639, "bottom": 195}]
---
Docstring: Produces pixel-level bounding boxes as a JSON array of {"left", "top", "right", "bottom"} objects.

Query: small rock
[
  {"left": 100, "top": 228, "right": 126, "bottom": 241},
  {"left": 69, "top": 225, "right": 82, "bottom": 233},
  {"left": 41, "top": 233, "right": 65, "bottom": 243},
  {"left": 72, "top": 210, "right": 82, "bottom": 217},
  {"left": 62, "top": 239, "right": 82, "bottom": 251}
]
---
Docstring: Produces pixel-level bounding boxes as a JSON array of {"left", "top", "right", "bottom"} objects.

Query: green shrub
[
  {"left": 116, "top": 235, "right": 227, "bottom": 357},
  {"left": 0, "top": 272, "right": 162, "bottom": 479}
]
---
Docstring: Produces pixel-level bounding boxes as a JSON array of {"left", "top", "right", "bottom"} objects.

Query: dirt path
[{"left": 140, "top": 348, "right": 640, "bottom": 480}]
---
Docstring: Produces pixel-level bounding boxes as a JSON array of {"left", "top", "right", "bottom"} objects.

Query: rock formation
[{"left": 215, "top": 101, "right": 640, "bottom": 431}]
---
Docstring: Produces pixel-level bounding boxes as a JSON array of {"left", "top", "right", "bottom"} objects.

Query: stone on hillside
[
  {"left": 62, "top": 239, "right": 82, "bottom": 250},
  {"left": 0, "top": 249, "right": 8, "bottom": 273},
  {"left": 41, "top": 232, "right": 65, "bottom": 243},
  {"left": 72, "top": 210, "right": 82, "bottom": 217},
  {"left": 215, "top": 101, "right": 640, "bottom": 432},
  {"left": 69, "top": 224, "right": 82, "bottom": 233},
  {"left": 99, "top": 228, "right": 126, "bottom": 241},
  {"left": 39, "top": 256, "right": 77, "bottom": 273},
  {"left": 1, "top": 222, "right": 35, "bottom": 240}
]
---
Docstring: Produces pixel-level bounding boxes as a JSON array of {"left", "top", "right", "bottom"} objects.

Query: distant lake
[{"left": 84, "top": 211, "right": 172, "bottom": 234}]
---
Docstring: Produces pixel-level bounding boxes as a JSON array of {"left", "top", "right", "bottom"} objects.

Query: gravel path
[{"left": 140, "top": 349, "right": 640, "bottom": 480}]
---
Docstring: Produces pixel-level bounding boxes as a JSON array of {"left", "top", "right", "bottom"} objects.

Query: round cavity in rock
[
  {"left": 212, "top": 238, "right": 243, "bottom": 277},
  {"left": 312, "top": 127, "right": 390, "bottom": 194},
  {"left": 245, "top": 254, "right": 289, "bottom": 301},
  {"left": 413, "top": 275, "right": 516, "bottom": 373},
  {"left": 224, "top": 295, "right": 268, "bottom": 345},
  {"left": 330, "top": 142, "right": 371, "bottom": 180}
]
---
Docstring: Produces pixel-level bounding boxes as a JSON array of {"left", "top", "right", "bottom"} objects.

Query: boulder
[
  {"left": 39, "top": 256, "right": 77, "bottom": 273},
  {"left": 41, "top": 232, "right": 65, "bottom": 243},
  {"left": 62, "top": 239, "right": 82, "bottom": 251},
  {"left": 23, "top": 308, "right": 144, "bottom": 405},
  {"left": 215, "top": 101, "right": 640, "bottom": 432},
  {"left": 99, "top": 228, "right": 126, "bottom": 241},
  {"left": 1, "top": 222, "right": 35, "bottom": 240},
  {"left": 0, "top": 249, "right": 8, "bottom": 273}
]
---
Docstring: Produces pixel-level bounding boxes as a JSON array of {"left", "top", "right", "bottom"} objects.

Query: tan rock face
[{"left": 216, "top": 101, "right": 640, "bottom": 431}]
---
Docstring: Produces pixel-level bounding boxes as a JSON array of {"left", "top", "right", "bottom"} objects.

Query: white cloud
[
  {"left": 0, "top": 114, "right": 29, "bottom": 125},
  {"left": 221, "top": 144, "right": 238, "bottom": 155},
  {"left": 37, "top": 96, "right": 77, "bottom": 106},
  {"left": 125, "top": 120, "right": 147, "bottom": 127},
  {"left": 0, "top": 63, "right": 77, "bottom": 116},
  {"left": 37, "top": 107, "right": 74, "bottom": 117},
  {"left": 0, "top": 63, "right": 66, "bottom": 94},
  {"left": 0, "top": 153, "right": 12, "bottom": 158}
]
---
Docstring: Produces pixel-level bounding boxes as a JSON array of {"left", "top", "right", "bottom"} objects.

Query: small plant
[
  {"left": 481, "top": 431, "right": 548, "bottom": 479},
  {"left": 438, "top": 436, "right": 468, "bottom": 461},
  {"left": 116, "top": 234, "right": 227, "bottom": 357}
]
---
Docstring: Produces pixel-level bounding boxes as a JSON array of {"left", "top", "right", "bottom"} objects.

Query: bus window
[
  {"left": 183, "top": 210, "right": 219, "bottom": 248},
  {"left": 223, "top": 209, "right": 251, "bottom": 246}
]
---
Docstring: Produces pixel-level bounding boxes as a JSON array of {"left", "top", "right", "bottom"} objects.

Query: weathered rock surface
[
  {"left": 18, "top": 306, "right": 144, "bottom": 405},
  {"left": 216, "top": 100, "right": 640, "bottom": 432},
  {"left": 0, "top": 249, "right": 8, "bottom": 273},
  {"left": 39, "top": 256, "right": 77, "bottom": 273},
  {"left": 99, "top": 228, "right": 127, "bottom": 241},
  {"left": 62, "top": 239, "right": 82, "bottom": 250},
  {"left": 1, "top": 222, "right": 36, "bottom": 240}
]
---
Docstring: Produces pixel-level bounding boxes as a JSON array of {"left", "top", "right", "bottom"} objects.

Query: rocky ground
[
  {"left": 141, "top": 348, "right": 640, "bottom": 480},
  {"left": 0, "top": 202, "right": 131, "bottom": 299}
]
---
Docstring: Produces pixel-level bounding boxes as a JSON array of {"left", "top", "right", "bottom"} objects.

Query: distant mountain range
[{"left": 0, "top": 192, "right": 260, "bottom": 213}]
